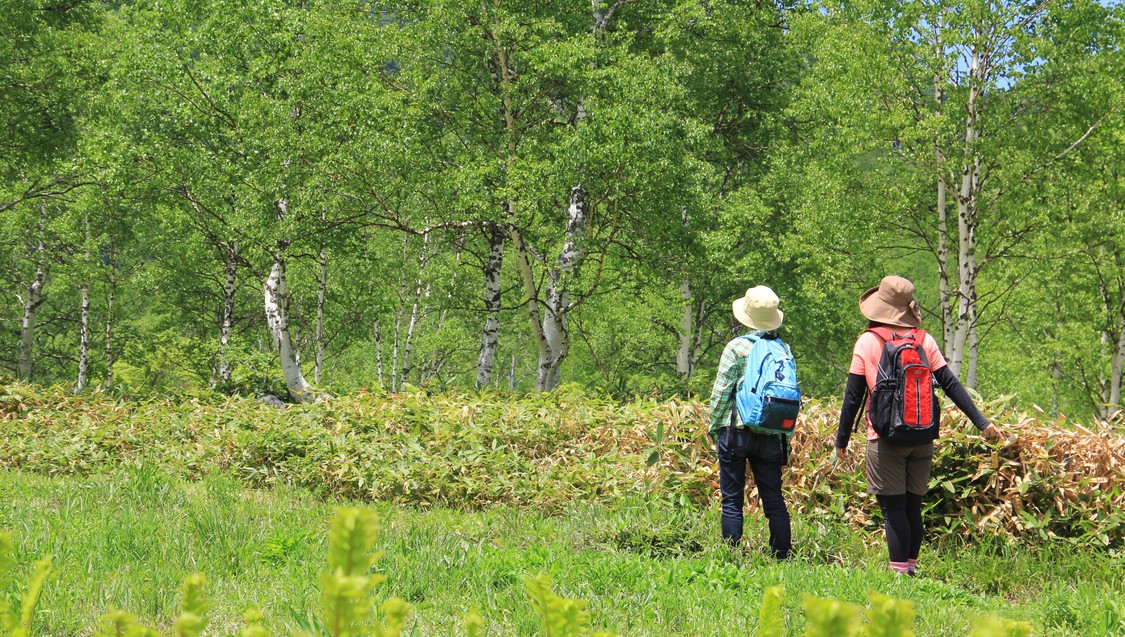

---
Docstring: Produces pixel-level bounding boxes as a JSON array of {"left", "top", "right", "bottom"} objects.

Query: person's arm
[
  {"left": 932, "top": 366, "right": 992, "bottom": 431},
  {"left": 836, "top": 334, "right": 872, "bottom": 458},
  {"left": 835, "top": 373, "right": 867, "bottom": 450},
  {"left": 707, "top": 341, "right": 744, "bottom": 438}
]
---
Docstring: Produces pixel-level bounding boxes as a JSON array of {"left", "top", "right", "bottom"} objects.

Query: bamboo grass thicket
[{"left": 1, "top": 383, "right": 1122, "bottom": 549}]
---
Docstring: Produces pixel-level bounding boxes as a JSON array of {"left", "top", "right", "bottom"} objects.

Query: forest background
[{"left": 3, "top": 0, "right": 1124, "bottom": 423}]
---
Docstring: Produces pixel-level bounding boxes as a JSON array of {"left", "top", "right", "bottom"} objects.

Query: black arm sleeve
[
  {"left": 933, "top": 366, "right": 990, "bottom": 431},
  {"left": 836, "top": 373, "right": 868, "bottom": 449}
]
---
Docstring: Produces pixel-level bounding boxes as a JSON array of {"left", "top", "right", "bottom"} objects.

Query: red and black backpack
[{"left": 866, "top": 327, "right": 940, "bottom": 446}]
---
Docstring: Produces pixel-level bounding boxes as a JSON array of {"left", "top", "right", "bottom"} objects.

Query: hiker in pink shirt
[{"left": 834, "top": 276, "right": 1001, "bottom": 576}]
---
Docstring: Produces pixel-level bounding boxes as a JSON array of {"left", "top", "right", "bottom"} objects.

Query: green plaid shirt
[{"left": 707, "top": 330, "right": 780, "bottom": 436}]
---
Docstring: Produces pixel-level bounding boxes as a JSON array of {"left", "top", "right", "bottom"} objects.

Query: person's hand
[
  {"left": 981, "top": 424, "right": 1002, "bottom": 440},
  {"left": 832, "top": 446, "right": 848, "bottom": 463}
]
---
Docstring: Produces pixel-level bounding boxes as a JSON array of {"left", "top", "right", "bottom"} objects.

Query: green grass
[{"left": 1, "top": 467, "right": 1121, "bottom": 636}]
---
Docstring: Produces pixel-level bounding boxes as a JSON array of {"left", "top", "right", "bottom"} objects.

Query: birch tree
[
  {"left": 652, "top": 0, "right": 797, "bottom": 390},
  {"left": 1030, "top": 50, "right": 1125, "bottom": 420},
  {"left": 106, "top": 0, "right": 386, "bottom": 400},
  {"left": 476, "top": 224, "right": 506, "bottom": 387},
  {"left": 789, "top": 0, "right": 1124, "bottom": 388},
  {"left": 511, "top": 186, "right": 591, "bottom": 390},
  {"left": 15, "top": 207, "right": 49, "bottom": 381},
  {"left": 1, "top": 0, "right": 98, "bottom": 382},
  {"left": 355, "top": 1, "right": 593, "bottom": 390},
  {"left": 263, "top": 231, "right": 311, "bottom": 401}
]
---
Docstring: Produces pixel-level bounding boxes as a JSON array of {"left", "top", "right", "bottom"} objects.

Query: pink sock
[
  {"left": 890, "top": 561, "right": 911, "bottom": 574},
  {"left": 908, "top": 559, "right": 917, "bottom": 573}
]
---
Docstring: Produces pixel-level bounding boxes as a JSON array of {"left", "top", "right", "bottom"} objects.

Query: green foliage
[
  {"left": 463, "top": 610, "right": 485, "bottom": 637},
  {"left": 173, "top": 574, "right": 210, "bottom": 637},
  {"left": 93, "top": 610, "right": 159, "bottom": 637},
  {"left": 524, "top": 574, "right": 617, "bottom": 637},
  {"left": 241, "top": 609, "right": 270, "bottom": 637},
  {"left": 12, "top": 554, "right": 51, "bottom": 637},
  {"left": 970, "top": 616, "right": 1033, "bottom": 637},
  {"left": 863, "top": 593, "right": 915, "bottom": 637},
  {"left": 793, "top": 590, "right": 923, "bottom": 637},
  {"left": 315, "top": 508, "right": 408, "bottom": 637},
  {"left": 803, "top": 596, "right": 863, "bottom": 637},
  {"left": 757, "top": 585, "right": 787, "bottom": 637}
]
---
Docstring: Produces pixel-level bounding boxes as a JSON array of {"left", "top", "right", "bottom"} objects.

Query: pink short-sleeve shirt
[{"left": 849, "top": 329, "right": 948, "bottom": 440}]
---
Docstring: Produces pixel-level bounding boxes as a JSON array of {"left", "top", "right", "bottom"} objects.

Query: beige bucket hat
[
  {"left": 733, "top": 286, "right": 784, "bottom": 331},
  {"left": 859, "top": 275, "right": 922, "bottom": 328}
]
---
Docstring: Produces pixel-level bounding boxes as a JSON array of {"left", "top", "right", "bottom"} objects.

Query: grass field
[{"left": 2, "top": 465, "right": 1121, "bottom": 636}]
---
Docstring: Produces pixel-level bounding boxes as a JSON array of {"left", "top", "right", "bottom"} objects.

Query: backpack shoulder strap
[
  {"left": 734, "top": 334, "right": 761, "bottom": 388},
  {"left": 866, "top": 326, "right": 894, "bottom": 342},
  {"left": 869, "top": 326, "right": 927, "bottom": 344},
  {"left": 910, "top": 329, "right": 933, "bottom": 368}
]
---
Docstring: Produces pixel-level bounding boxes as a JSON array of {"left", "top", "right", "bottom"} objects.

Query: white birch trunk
[
  {"left": 933, "top": 10, "right": 955, "bottom": 356},
  {"left": 967, "top": 299, "right": 979, "bottom": 389},
  {"left": 374, "top": 318, "right": 384, "bottom": 388},
  {"left": 419, "top": 274, "right": 434, "bottom": 383},
  {"left": 677, "top": 279, "right": 694, "bottom": 379},
  {"left": 690, "top": 302, "right": 704, "bottom": 375},
  {"left": 105, "top": 270, "right": 116, "bottom": 389},
  {"left": 17, "top": 206, "right": 50, "bottom": 381},
  {"left": 17, "top": 243, "right": 47, "bottom": 382},
  {"left": 217, "top": 242, "right": 238, "bottom": 387},
  {"left": 949, "top": 42, "right": 984, "bottom": 379},
  {"left": 77, "top": 212, "right": 91, "bottom": 392},
  {"left": 264, "top": 255, "right": 312, "bottom": 402},
  {"left": 1051, "top": 344, "right": 1062, "bottom": 418},
  {"left": 476, "top": 225, "right": 505, "bottom": 387},
  {"left": 937, "top": 176, "right": 954, "bottom": 354},
  {"left": 1093, "top": 266, "right": 1112, "bottom": 419},
  {"left": 392, "top": 305, "right": 401, "bottom": 393},
  {"left": 436, "top": 267, "right": 458, "bottom": 332},
  {"left": 539, "top": 185, "right": 588, "bottom": 391},
  {"left": 592, "top": 1, "right": 607, "bottom": 33},
  {"left": 951, "top": 158, "right": 981, "bottom": 382},
  {"left": 676, "top": 208, "right": 694, "bottom": 379},
  {"left": 1110, "top": 325, "right": 1125, "bottom": 420},
  {"left": 314, "top": 243, "right": 328, "bottom": 385},
  {"left": 390, "top": 234, "right": 410, "bottom": 392},
  {"left": 77, "top": 282, "right": 90, "bottom": 391},
  {"left": 401, "top": 231, "right": 430, "bottom": 386}
]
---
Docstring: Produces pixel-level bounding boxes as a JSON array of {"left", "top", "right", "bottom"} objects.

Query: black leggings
[{"left": 876, "top": 492, "right": 923, "bottom": 562}]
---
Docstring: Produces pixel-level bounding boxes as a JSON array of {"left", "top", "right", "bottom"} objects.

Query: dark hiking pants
[{"left": 716, "top": 426, "right": 792, "bottom": 560}]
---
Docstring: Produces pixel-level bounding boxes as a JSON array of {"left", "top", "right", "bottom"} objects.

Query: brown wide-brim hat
[{"left": 859, "top": 275, "right": 922, "bottom": 328}]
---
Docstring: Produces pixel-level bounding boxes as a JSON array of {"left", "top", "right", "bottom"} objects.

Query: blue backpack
[{"left": 734, "top": 334, "right": 801, "bottom": 436}]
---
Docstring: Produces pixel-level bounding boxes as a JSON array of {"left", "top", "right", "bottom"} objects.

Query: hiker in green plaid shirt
[{"left": 707, "top": 286, "right": 792, "bottom": 560}]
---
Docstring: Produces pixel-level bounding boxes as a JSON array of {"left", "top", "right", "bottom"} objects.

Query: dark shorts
[{"left": 865, "top": 438, "right": 934, "bottom": 495}]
